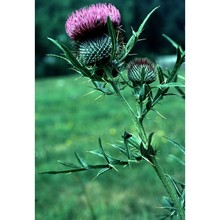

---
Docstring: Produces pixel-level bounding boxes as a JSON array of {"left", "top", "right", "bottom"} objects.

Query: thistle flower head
[
  {"left": 65, "top": 3, "right": 121, "bottom": 41},
  {"left": 127, "top": 58, "right": 158, "bottom": 84}
]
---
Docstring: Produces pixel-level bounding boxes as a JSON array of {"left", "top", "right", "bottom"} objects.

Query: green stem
[
  {"left": 150, "top": 157, "right": 185, "bottom": 219},
  {"left": 109, "top": 80, "right": 147, "bottom": 144},
  {"left": 137, "top": 100, "right": 147, "bottom": 139}
]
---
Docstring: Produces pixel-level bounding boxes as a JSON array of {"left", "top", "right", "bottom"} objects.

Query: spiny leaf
[
  {"left": 40, "top": 168, "right": 87, "bottom": 175},
  {"left": 148, "top": 132, "right": 155, "bottom": 147},
  {"left": 98, "top": 137, "right": 110, "bottom": 164},
  {"left": 107, "top": 16, "right": 117, "bottom": 61},
  {"left": 75, "top": 153, "right": 89, "bottom": 168},
  {"left": 153, "top": 86, "right": 169, "bottom": 105},
  {"left": 157, "top": 66, "right": 165, "bottom": 84},
  {"left": 163, "top": 136, "right": 185, "bottom": 154},
  {"left": 58, "top": 160, "right": 81, "bottom": 169},
  {"left": 157, "top": 82, "right": 185, "bottom": 88},
  {"left": 152, "top": 108, "right": 167, "bottom": 119},
  {"left": 167, "top": 47, "right": 185, "bottom": 83},
  {"left": 88, "top": 149, "right": 105, "bottom": 158},
  {"left": 137, "top": 6, "right": 160, "bottom": 35},
  {"left": 175, "top": 86, "right": 185, "bottom": 99},
  {"left": 126, "top": 134, "right": 141, "bottom": 149},
  {"left": 111, "top": 144, "right": 129, "bottom": 157},
  {"left": 166, "top": 175, "right": 184, "bottom": 197},
  {"left": 165, "top": 174, "right": 185, "bottom": 190},
  {"left": 169, "top": 154, "right": 185, "bottom": 166},
  {"left": 162, "top": 34, "right": 183, "bottom": 54},
  {"left": 162, "top": 196, "right": 174, "bottom": 207},
  {"left": 119, "top": 6, "right": 160, "bottom": 62},
  {"left": 47, "top": 54, "right": 71, "bottom": 64},
  {"left": 93, "top": 168, "right": 111, "bottom": 180},
  {"left": 48, "top": 37, "right": 91, "bottom": 77}
]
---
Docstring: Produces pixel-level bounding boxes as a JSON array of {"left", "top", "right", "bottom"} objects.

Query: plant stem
[
  {"left": 150, "top": 157, "right": 185, "bottom": 219},
  {"left": 109, "top": 80, "right": 147, "bottom": 144}
]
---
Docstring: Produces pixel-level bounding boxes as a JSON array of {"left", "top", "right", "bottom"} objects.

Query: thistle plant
[{"left": 42, "top": 3, "right": 185, "bottom": 219}]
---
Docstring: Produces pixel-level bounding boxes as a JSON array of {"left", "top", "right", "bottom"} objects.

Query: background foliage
[{"left": 35, "top": 0, "right": 185, "bottom": 77}]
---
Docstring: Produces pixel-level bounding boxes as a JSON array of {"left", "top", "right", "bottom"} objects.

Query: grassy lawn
[{"left": 35, "top": 73, "right": 185, "bottom": 220}]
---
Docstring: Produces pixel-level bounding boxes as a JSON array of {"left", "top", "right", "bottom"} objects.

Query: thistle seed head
[{"left": 127, "top": 58, "right": 158, "bottom": 84}]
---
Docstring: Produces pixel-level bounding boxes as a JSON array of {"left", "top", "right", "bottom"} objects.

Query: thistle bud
[{"left": 127, "top": 58, "right": 158, "bottom": 85}]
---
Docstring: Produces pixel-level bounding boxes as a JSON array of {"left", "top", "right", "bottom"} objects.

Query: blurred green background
[{"left": 35, "top": 0, "right": 185, "bottom": 219}]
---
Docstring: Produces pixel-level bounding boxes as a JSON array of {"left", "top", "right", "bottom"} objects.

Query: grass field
[{"left": 35, "top": 73, "right": 185, "bottom": 220}]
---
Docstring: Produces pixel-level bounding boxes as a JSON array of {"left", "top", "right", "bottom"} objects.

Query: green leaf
[
  {"left": 162, "top": 196, "right": 174, "bottom": 207},
  {"left": 48, "top": 37, "right": 91, "bottom": 77},
  {"left": 145, "top": 97, "right": 152, "bottom": 112},
  {"left": 166, "top": 47, "right": 185, "bottom": 83},
  {"left": 98, "top": 137, "right": 110, "bottom": 164},
  {"left": 137, "top": 6, "right": 160, "bottom": 35},
  {"left": 166, "top": 175, "right": 185, "bottom": 197},
  {"left": 157, "top": 66, "right": 165, "bottom": 84},
  {"left": 163, "top": 136, "right": 185, "bottom": 154},
  {"left": 108, "top": 157, "right": 128, "bottom": 166},
  {"left": 58, "top": 160, "right": 81, "bottom": 169},
  {"left": 93, "top": 168, "right": 111, "bottom": 180},
  {"left": 175, "top": 86, "right": 185, "bottom": 99},
  {"left": 140, "top": 142, "right": 148, "bottom": 157},
  {"left": 111, "top": 144, "right": 128, "bottom": 156},
  {"left": 157, "top": 82, "right": 185, "bottom": 88},
  {"left": 127, "top": 135, "right": 141, "bottom": 150},
  {"left": 153, "top": 87, "right": 169, "bottom": 104},
  {"left": 75, "top": 153, "right": 89, "bottom": 168},
  {"left": 162, "top": 34, "right": 183, "bottom": 53},
  {"left": 88, "top": 149, "right": 105, "bottom": 158},
  {"left": 148, "top": 132, "right": 155, "bottom": 147},
  {"left": 169, "top": 154, "right": 185, "bottom": 166},
  {"left": 119, "top": 6, "right": 160, "bottom": 62},
  {"left": 40, "top": 167, "right": 87, "bottom": 175},
  {"left": 107, "top": 16, "right": 117, "bottom": 61},
  {"left": 47, "top": 54, "right": 71, "bottom": 64}
]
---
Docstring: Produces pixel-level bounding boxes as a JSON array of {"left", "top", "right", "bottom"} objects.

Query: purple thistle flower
[
  {"left": 65, "top": 3, "right": 121, "bottom": 41},
  {"left": 127, "top": 58, "right": 158, "bottom": 84}
]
